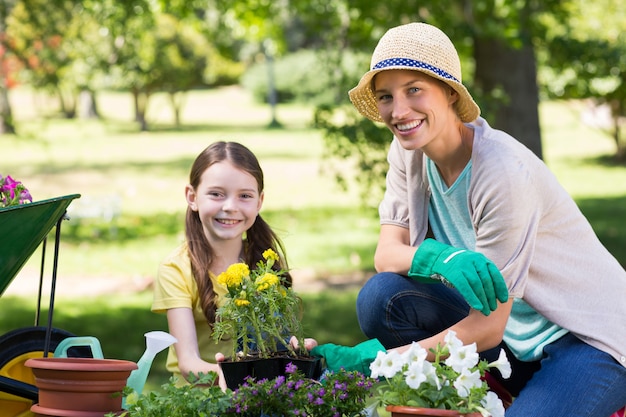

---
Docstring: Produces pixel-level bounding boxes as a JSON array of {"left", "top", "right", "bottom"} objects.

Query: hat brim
[{"left": 348, "top": 66, "right": 480, "bottom": 123}]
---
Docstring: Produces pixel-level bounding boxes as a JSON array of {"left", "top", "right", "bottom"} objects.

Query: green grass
[{"left": 1, "top": 87, "right": 625, "bottom": 394}]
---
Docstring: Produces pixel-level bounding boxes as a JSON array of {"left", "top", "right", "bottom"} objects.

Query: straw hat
[{"left": 348, "top": 22, "right": 480, "bottom": 123}]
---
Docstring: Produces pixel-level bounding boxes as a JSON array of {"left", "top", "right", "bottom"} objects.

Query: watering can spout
[{"left": 123, "top": 331, "right": 177, "bottom": 409}]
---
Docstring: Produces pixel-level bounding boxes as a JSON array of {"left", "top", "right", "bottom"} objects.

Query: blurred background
[{"left": 0, "top": 0, "right": 625, "bottom": 391}]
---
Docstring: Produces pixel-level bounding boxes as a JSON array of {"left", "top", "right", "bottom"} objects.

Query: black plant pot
[{"left": 220, "top": 355, "right": 323, "bottom": 390}]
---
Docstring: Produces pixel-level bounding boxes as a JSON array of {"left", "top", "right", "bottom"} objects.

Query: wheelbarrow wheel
[{"left": 0, "top": 326, "right": 75, "bottom": 417}]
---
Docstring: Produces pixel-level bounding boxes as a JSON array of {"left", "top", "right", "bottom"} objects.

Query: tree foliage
[
  {"left": 539, "top": 0, "right": 626, "bottom": 160},
  {"left": 2, "top": 0, "right": 241, "bottom": 131}
]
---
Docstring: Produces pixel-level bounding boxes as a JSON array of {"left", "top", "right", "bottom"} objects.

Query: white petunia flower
[
  {"left": 488, "top": 349, "right": 512, "bottom": 379},
  {"left": 404, "top": 361, "right": 428, "bottom": 389},
  {"left": 444, "top": 330, "right": 463, "bottom": 350},
  {"left": 369, "top": 349, "right": 404, "bottom": 379},
  {"left": 422, "top": 360, "right": 441, "bottom": 390},
  {"left": 480, "top": 391, "right": 506, "bottom": 417},
  {"left": 401, "top": 341, "right": 428, "bottom": 365},
  {"left": 453, "top": 368, "right": 482, "bottom": 397},
  {"left": 446, "top": 342, "right": 479, "bottom": 373},
  {"left": 369, "top": 350, "right": 387, "bottom": 379}
]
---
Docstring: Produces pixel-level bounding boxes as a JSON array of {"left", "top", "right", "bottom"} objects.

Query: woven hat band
[{"left": 373, "top": 58, "right": 460, "bottom": 84}]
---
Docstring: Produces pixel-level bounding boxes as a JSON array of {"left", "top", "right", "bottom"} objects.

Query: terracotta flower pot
[
  {"left": 25, "top": 357, "right": 137, "bottom": 417},
  {"left": 220, "top": 355, "right": 323, "bottom": 390},
  {"left": 386, "top": 405, "right": 483, "bottom": 417}
]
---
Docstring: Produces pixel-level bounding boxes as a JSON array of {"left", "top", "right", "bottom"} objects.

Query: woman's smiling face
[
  {"left": 373, "top": 69, "right": 459, "bottom": 151},
  {"left": 186, "top": 160, "right": 263, "bottom": 244}
]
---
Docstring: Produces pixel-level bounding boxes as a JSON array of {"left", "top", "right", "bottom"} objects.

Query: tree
[
  {"left": 150, "top": 13, "right": 237, "bottom": 127},
  {"left": 4, "top": 0, "right": 80, "bottom": 118},
  {"left": 540, "top": 0, "right": 626, "bottom": 161}
]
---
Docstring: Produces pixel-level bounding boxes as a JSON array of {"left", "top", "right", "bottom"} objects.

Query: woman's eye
[
  {"left": 408, "top": 87, "right": 420, "bottom": 94},
  {"left": 377, "top": 94, "right": 392, "bottom": 102}
]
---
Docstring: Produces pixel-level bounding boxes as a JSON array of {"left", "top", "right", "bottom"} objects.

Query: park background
[{"left": 1, "top": 0, "right": 625, "bottom": 393}]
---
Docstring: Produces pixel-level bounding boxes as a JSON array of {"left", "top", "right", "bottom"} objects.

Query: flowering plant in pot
[
  {"left": 212, "top": 249, "right": 321, "bottom": 388},
  {"left": 370, "top": 331, "right": 511, "bottom": 417}
]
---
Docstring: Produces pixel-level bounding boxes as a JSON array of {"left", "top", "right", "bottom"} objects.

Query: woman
[{"left": 311, "top": 22, "right": 626, "bottom": 416}]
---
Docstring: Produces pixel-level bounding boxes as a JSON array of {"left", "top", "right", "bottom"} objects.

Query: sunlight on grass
[{"left": 541, "top": 100, "right": 626, "bottom": 198}]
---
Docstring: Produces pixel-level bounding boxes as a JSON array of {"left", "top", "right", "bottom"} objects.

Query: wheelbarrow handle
[{"left": 0, "top": 375, "right": 38, "bottom": 401}]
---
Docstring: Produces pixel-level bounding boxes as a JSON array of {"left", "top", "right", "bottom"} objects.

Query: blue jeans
[{"left": 356, "top": 272, "right": 626, "bottom": 416}]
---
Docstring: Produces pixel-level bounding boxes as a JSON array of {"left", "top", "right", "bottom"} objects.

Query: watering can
[{"left": 53, "top": 331, "right": 177, "bottom": 409}]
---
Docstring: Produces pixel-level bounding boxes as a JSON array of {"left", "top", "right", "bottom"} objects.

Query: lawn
[{"left": 1, "top": 86, "right": 625, "bottom": 393}]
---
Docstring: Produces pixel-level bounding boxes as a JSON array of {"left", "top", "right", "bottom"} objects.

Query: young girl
[
  {"left": 152, "top": 141, "right": 293, "bottom": 387},
  {"left": 311, "top": 22, "right": 626, "bottom": 416}
]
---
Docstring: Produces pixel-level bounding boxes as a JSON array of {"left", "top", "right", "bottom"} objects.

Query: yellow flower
[
  {"left": 228, "top": 263, "right": 250, "bottom": 280},
  {"left": 217, "top": 263, "right": 250, "bottom": 288},
  {"left": 234, "top": 298, "right": 251, "bottom": 306},
  {"left": 256, "top": 272, "right": 279, "bottom": 291},
  {"left": 262, "top": 249, "right": 279, "bottom": 263}
]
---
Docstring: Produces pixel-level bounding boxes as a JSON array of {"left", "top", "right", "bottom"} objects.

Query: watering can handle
[
  {"left": 123, "top": 331, "right": 177, "bottom": 410},
  {"left": 53, "top": 336, "right": 104, "bottom": 359}
]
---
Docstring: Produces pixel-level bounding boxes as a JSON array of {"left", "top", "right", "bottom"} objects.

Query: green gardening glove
[
  {"left": 310, "top": 339, "right": 385, "bottom": 376},
  {"left": 409, "top": 238, "right": 508, "bottom": 316}
]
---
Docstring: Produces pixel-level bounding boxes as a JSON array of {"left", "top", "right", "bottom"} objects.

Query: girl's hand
[
  {"left": 214, "top": 353, "right": 227, "bottom": 391},
  {"left": 289, "top": 336, "right": 318, "bottom": 351}
]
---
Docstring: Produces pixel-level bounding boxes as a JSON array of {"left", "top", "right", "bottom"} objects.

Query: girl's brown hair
[{"left": 185, "top": 141, "right": 291, "bottom": 325}]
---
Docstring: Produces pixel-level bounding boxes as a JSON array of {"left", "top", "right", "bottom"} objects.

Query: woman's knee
[
  {"left": 356, "top": 272, "right": 404, "bottom": 337},
  {"left": 356, "top": 272, "right": 470, "bottom": 346}
]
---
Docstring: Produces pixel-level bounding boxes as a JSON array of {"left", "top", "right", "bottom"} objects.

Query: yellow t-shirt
[{"left": 151, "top": 243, "right": 233, "bottom": 382}]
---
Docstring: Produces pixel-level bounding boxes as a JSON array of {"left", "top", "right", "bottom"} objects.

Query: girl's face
[
  {"left": 186, "top": 161, "right": 264, "bottom": 244},
  {"left": 373, "top": 69, "right": 459, "bottom": 151}
]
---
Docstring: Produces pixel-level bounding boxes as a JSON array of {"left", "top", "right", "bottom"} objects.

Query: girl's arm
[{"left": 166, "top": 308, "right": 225, "bottom": 389}]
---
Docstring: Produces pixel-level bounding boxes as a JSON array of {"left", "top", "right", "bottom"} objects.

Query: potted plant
[
  {"left": 370, "top": 331, "right": 512, "bottom": 417},
  {"left": 212, "top": 249, "right": 322, "bottom": 389}
]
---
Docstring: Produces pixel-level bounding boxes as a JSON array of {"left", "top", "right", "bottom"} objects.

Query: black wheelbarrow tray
[{"left": 0, "top": 194, "right": 81, "bottom": 416}]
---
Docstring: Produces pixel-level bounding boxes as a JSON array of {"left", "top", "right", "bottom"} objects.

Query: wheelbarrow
[{"left": 0, "top": 194, "right": 82, "bottom": 416}]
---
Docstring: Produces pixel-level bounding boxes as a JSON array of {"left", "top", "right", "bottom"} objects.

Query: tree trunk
[
  {"left": 132, "top": 88, "right": 149, "bottom": 132},
  {"left": 79, "top": 89, "right": 99, "bottom": 119},
  {"left": 0, "top": 82, "right": 15, "bottom": 135},
  {"left": 167, "top": 91, "right": 182, "bottom": 127},
  {"left": 473, "top": 36, "right": 543, "bottom": 160}
]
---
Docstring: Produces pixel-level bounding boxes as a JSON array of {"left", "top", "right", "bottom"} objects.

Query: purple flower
[
  {"left": 0, "top": 174, "right": 32, "bottom": 207},
  {"left": 285, "top": 362, "right": 297, "bottom": 374},
  {"left": 273, "top": 375, "right": 285, "bottom": 388}
]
